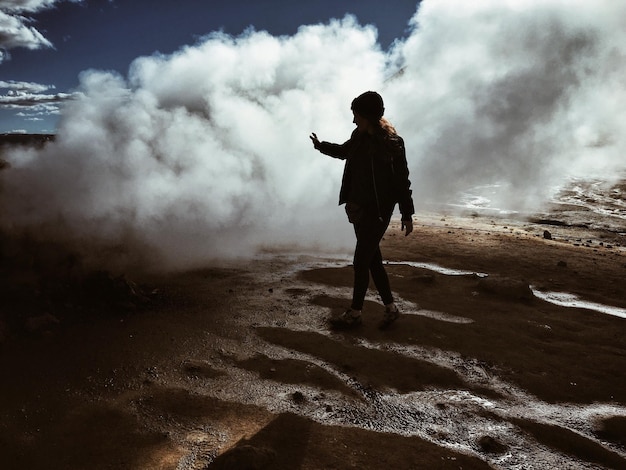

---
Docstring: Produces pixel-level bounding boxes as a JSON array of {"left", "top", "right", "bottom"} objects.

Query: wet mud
[{"left": 1, "top": 213, "right": 626, "bottom": 469}]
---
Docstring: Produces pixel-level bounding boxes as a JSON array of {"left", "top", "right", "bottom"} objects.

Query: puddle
[
  {"left": 271, "top": 255, "right": 625, "bottom": 321},
  {"left": 386, "top": 261, "right": 488, "bottom": 278},
  {"left": 532, "top": 288, "right": 626, "bottom": 319},
  {"left": 388, "top": 259, "right": 624, "bottom": 320}
]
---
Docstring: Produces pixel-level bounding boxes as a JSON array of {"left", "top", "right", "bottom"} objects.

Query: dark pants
[{"left": 350, "top": 206, "right": 394, "bottom": 311}]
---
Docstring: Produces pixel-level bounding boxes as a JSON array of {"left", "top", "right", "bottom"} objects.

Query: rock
[
  {"left": 543, "top": 230, "right": 552, "bottom": 240},
  {"left": 477, "top": 276, "right": 534, "bottom": 301},
  {"left": 477, "top": 435, "right": 508, "bottom": 454},
  {"left": 207, "top": 444, "right": 276, "bottom": 469},
  {"left": 291, "top": 391, "right": 306, "bottom": 404},
  {"left": 594, "top": 416, "right": 626, "bottom": 448},
  {"left": 82, "top": 271, "right": 150, "bottom": 308},
  {"left": 557, "top": 260, "right": 567, "bottom": 267}
]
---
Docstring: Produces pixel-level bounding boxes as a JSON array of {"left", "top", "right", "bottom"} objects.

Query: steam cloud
[{"left": 2, "top": 0, "right": 625, "bottom": 271}]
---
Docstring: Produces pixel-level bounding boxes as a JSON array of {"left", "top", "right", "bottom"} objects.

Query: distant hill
[
  {"left": 0, "top": 133, "right": 55, "bottom": 148},
  {"left": 1, "top": 134, "right": 55, "bottom": 168}
]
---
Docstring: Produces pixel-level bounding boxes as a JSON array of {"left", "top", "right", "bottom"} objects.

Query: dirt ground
[{"left": 1, "top": 212, "right": 626, "bottom": 469}]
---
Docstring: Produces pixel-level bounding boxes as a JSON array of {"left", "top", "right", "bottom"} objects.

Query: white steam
[
  {"left": 387, "top": 0, "right": 626, "bottom": 210},
  {"left": 1, "top": 1, "right": 625, "bottom": 271}
]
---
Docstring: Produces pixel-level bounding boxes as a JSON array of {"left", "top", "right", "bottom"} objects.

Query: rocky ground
[{"left": 1, "top": 212, "right": 626, "bottom": 469}]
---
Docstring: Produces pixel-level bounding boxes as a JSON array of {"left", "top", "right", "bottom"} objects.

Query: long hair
[
  {"left": 368, "top": 117, "right": 401, "bottom": 163},
  {"left": 377, "top": 117, "right": 397, "bottom": 139}
]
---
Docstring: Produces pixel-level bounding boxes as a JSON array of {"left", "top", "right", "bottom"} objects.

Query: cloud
[
  {"left": 0, "top": 90, "right": 75, "bottom": 107},
  {"left": 1, "top": 0, "right": 81, "bottom": 13},
  {"left": 0, "top": 80, "right": 78, "bottom": 123},
  {"left": 0, "top": 0, "right": 82, "bottom": 60},
  {"left": 0, "top": 79, "right": 53, "bottom": 92},
  {"left": 1, "top": 1, "right": 625, "bottom": 272},
  {"left": 1, "top": 1, "right": 62, "bottom": 12},
  {"left": 0, "top": 9, "right": 51, "bottom": 52}
]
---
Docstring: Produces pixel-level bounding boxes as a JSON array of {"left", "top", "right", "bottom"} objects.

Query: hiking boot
[
  {"left": 379, "top": 305, "right": 400, "bottom": 329},
  {"left": 328, "top": 309, "right": 362, "bottom": 329}
]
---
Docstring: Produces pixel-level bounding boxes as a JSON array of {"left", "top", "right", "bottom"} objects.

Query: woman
[{"left": 310, "top": 91, "right": 415, "bottom": 329}]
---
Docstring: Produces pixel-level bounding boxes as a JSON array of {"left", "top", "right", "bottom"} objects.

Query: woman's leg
[
  {"left": 369, "top": 246, "right": 394, "bottom": 305},
  {"left": 351, "top": 211, "right": 390, "bottom": 310}
]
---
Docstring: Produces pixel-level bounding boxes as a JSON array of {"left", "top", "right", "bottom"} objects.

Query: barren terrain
[{"left": 1, "top": 212, "right": 626, "bottom": 469}]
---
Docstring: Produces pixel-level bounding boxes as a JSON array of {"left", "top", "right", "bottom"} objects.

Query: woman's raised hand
[{"left": 309, "top": 132, "right": 320, "bottom": 149}]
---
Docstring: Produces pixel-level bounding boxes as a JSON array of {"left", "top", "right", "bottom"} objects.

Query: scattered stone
[
  {"left": 557, "top": 260, "right": 568, "bottom": 268},
  {"left": 477, "top": 276, "right": 534, "bottom": 301},
  {"left": 477, "top": 435, "right": 508, "bottom": 454},
  {"left": 291, "top": 391, "right": 306, "bottom": 404},
  {"left": 543, "top": 230, "right": 552, "bottom": 240}
]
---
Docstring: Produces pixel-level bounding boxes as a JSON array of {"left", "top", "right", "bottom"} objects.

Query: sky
[
  {"left": 0, "top": 0, "right": 419, "bottom": 133},
  {"left": 1, "top": 0, "right": 625, "bottom": 272}
]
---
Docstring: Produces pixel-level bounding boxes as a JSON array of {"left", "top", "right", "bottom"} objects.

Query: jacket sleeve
[
  {"left": 314, "top": 129, "right": 358, "bottom": 160},
  {"left": 391, "top": 137, "right": 415, "bottom": 220}
]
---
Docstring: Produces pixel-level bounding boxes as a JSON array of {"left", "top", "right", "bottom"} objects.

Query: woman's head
[
  {"left": 351, "top": 91, "right": 385, "bottom": 124},
  {"left": 351, "top": 91, "right": 396, "bottom": 137}
]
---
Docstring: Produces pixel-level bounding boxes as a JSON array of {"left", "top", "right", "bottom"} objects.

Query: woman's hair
[{"left": 377, "top": 117, "right": 397, "bottom": 138}]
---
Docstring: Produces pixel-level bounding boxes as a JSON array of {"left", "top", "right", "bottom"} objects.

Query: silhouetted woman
[{"left": 310, "top": 91, "right": 414, "bottom": 329}]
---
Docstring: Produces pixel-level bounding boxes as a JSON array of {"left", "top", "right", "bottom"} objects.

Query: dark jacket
[{"left": 316, "top": 128, "right": 415, "bottom": 221}]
